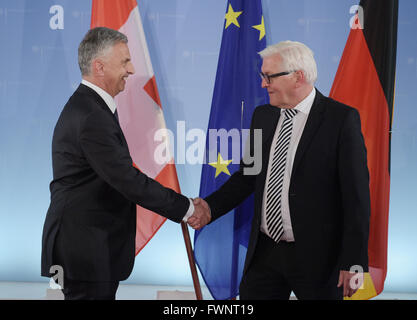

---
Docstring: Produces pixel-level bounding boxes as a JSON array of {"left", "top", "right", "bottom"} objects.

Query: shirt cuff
[{"left": 182, "top": 198, "right": 194, "bottom": 222}]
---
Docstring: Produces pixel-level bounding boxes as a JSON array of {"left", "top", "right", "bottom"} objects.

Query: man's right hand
[{"left": 187, "top": 198, "right": 211, "bottom": 230}]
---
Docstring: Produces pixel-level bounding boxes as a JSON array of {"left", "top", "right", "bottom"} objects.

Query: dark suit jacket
[
  {"left": 205, "top": 90, "right": 370, "bottom": 285},
  {"left": 41, "top": 84, "right": 190, "bottom": 282}
]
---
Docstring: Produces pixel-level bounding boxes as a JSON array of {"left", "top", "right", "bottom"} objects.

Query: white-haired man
[{"left": 191, "top": 41, "right": 370, "bottom": 300}]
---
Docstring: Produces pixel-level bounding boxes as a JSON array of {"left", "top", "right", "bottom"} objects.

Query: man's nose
[
  {"left": 128, "top": 62, "right": 135, "bottom": 75},
  {"left": 261, "top": 77, "right": 268, "bottom": 88}
]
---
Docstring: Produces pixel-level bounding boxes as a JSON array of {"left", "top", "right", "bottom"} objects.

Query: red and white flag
[{"left": 91, "top": 0, "right": 181, "bottom": 254}]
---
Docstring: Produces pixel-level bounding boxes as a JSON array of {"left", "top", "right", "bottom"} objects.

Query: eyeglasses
[{"left": 259, "top": 70, "right": 295, "bottom": 84}]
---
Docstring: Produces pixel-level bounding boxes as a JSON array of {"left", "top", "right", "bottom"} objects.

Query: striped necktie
[{"left": 265, "top": 108, "right": 298, "bottom": 243}]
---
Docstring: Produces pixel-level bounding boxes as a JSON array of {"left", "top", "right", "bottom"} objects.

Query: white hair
[{"left": 259, "top": 41, "right": 317, "bottom": 84}]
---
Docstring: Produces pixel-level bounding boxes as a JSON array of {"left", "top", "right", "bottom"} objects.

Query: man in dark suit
[
  {"left": 41, "top": 27, "right": 210, "bottom": 300},
  {"left": 190, "top": 41, "right": 370, "bottom": 300}
]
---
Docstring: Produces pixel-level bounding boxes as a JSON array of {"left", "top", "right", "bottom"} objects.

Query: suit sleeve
[
  {"left": 338, "top": 108, "right": 370, "bottom": 272},
  {"left": 79, "top": 110, "right": 189, "bottom": 223},
  {"left": 205, "top": 164, "right": 256, "bottom": 222},
  {"left": 205, "top": 111, "right": 259, "bottom": 221}
]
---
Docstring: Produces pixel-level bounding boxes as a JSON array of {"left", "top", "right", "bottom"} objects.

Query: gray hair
[
  {"left": 78, "top": 27, "right": 128, "bottom": 76},
  {"left": 259, "top": 41, "right": 317, "bottom": 84}
]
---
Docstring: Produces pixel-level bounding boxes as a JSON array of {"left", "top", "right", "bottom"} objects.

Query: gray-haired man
[{"left": 41, "top": 27, "right": 210, "bottom": 300}]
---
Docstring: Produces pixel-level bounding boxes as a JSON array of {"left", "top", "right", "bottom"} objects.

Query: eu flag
[{"left": 193, "top": 0, "right": 268, "bottom": 300}]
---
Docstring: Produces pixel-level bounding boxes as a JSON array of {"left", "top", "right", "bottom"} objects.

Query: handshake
[{"left": 187, "top": 198, "right": 211, "bottom": 230}]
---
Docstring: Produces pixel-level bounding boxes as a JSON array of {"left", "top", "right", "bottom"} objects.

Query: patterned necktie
[{"left": 265, "top": 108, "right": 298, "bottom": 243}]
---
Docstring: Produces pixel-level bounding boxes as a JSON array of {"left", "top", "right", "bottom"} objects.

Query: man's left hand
[{"left": 337, "top": 270, "right": 363, "bottom": 298}]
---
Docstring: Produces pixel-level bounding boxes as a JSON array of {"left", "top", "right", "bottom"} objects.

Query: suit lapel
[
  {"left": 260, "top": 105, "right": 281, "bottom": 147},
  {"left": 78, "top": 84, "right": 108, "bottom": 110},
  {"left": 77, "top": 84, "right": 121, "bottom": 128},
  {"left": 77, "top": 84, "right": 128, "bottom": 145},
  {"left": 255, "top": 105, "right": 281, "bottom": 188},
  {"left": 291, "top": 89, "right": 326, "bottom": 176}
]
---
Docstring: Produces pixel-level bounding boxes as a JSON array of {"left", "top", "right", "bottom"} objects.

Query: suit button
[{"left": 289, "top": 193, "right": 296, "bottom": 197}]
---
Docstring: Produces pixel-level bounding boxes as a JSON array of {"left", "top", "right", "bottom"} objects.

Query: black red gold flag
[{"left": 329, "top": 0, "right": 398, "bottom": 299}]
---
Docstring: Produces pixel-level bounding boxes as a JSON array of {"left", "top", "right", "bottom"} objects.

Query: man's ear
[
  {"left": 294, "top": 70, "right": 306, "bottom": 88},
  {"left": 92, "top": 58, "right": 105, "bottom": 77}
]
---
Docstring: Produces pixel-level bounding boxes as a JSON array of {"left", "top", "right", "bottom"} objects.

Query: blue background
[{"left": 0, "top": 0, "right": 416, "bottom": 294}]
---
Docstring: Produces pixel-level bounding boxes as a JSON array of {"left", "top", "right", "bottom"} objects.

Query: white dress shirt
[
  {"left": 80, "top": 79, "right": 194, "bottom": 221},
  {"left": 260, "top": 88, "right": 316, "bottom": 241},
  {"left": 81, "top": 79, "right": 117, "bottom": 114}
]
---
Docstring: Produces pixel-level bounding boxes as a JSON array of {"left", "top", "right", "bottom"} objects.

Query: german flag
[{"left": 329, "top": 0, "right": 398, "bottom": 299}]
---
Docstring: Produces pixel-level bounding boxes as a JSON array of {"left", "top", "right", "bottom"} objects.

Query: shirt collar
[
  {"left": 81, "top": 79, "right": 117, "bottom": 114},
  {"left": 280, "top": 87, "right": 316, "bottom": 116}
]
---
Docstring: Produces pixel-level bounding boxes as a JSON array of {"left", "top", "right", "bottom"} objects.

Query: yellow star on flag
[
  {"left": 252, "top": 16, "right": 265, "bottom": 40},
  {"left": 208, "top": 152, "right": 233, "bottom": 178},
  {"left": 224, "top": 4, "right": 243, "bottom": 29}
]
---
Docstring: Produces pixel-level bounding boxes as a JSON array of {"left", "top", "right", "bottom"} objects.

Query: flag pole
[{"left": 181, "top": 221, "right": 203, "bottom": 300}]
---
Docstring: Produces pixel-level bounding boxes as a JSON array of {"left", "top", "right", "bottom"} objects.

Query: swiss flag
[{"left": 91, "top": 0, "right": 181, "bottom": 254}]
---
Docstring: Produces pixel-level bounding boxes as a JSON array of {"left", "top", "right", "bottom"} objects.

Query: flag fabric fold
[
  {"left": 193, "top": 0, "right": 268, "bottom": 300},
  {"left": 91, "top": 0, "right": 182, "bottom": 255},
  {"left": 329, "top": 0, "right": 398, "bottom": 299}
]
